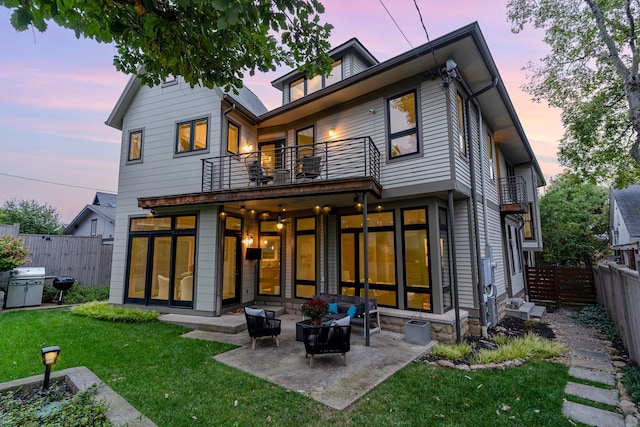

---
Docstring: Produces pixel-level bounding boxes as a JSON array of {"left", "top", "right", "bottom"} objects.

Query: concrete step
[
  {"left": 565, "top": 381, "right": 619, "bottom": 406},
  {"left": 159, "top": 305, "right": 286, "bottom": 334},
  {"left": 505, "top": 301, "right": 535, "bottom": 320},
  {"left": 530, "top": 304, "right": 546, "bottom": 321}
]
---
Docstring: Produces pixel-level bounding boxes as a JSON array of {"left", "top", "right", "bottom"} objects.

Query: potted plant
[
  {"left": 300, "top": 298, "right": 329, "bottom": 325},
  {"left": 405, "top": 312, "right": 431, "bottom": 345}
]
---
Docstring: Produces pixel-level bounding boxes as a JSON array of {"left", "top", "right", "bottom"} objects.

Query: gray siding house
[
  {"left": 610, "top": 184, "right": 640, "bottom": 270},
  {"left": 64, "top": 192, "right": 117, "bottom": 244},
  {"left": 105, "top": 23, "right": 544, "bottom": 339}
]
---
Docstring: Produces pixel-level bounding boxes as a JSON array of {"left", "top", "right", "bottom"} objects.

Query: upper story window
[
  {"left": 162, "top": 74, "right": 177, "bottom": 87},
  {"left": 289, "top": 60, "right": 343, "bottom": 102},
  {"left": 296, "top": 126, "right": 315, "bottom": 156},
  {"left": 176, "top": 118, "right": 208, "bottom": 154},
  {"left": 387, "top": 90, "right": 419, "bottom": 158},
  {"left": 90, "top": 218, "right": 97, "bottom": 236},
  {"left": 457, "top": 93, "right": 467, "bottom": 156},
  {"left": 486, "top": 131, "right": 495, "bottom": 180},
  {"left": 523, "top": 203, "right": 535, "bottom": 240},
  {"left": 227, "top": 121, "right": 240, "bottom": 154},
  {"left": 128, "top": 129, "right": 143, "bottom": 162}
]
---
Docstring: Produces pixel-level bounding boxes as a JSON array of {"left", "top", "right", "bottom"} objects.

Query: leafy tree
[
  {"left": 0, "top": 234, "right": 31, "bottom": 272},
  {"left": 1, "top": 0, "right": 334, "bottom": 90},
  {"left": 507, "top": 0, "right": 640, "bottom": 187},
  {"left": 538, "top": 172, "right": 610, "bottom": 266},
  {"left": 0, "top": 199, "right": 64, "bottom": 235}
]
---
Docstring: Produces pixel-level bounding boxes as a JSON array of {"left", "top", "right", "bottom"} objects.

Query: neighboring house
[
  {"left": 64, "top": 192, "right": 117, "bottom": 244},
  {"left": 105, "top": 23, "right": 544, "bottom": 339},
  {"left": 609, "top": 184, "right": 640, "bottom": 270}
]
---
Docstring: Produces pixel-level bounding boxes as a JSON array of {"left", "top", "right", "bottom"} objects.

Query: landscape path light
[{"left": 41, "top": 345, "right": 61, "bottom": 391}]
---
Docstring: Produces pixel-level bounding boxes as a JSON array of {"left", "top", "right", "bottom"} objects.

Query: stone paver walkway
[{"left": 547, "top": 312, "right": 638, "bottom": 427}]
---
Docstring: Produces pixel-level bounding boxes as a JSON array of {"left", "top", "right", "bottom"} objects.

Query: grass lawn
[{"left": 0, "top": 309, "right": 579, "bottom": 426}]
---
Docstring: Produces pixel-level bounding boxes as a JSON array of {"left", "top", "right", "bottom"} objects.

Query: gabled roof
[
  {"left": 270, "top": 37, "right": 379, "bottom": 90},
  {"left": 259, "top": 22, "right": 545, "bottom": 186},
  {"left": 106, "top": 77, "right": 267, "bottom": 130},
  {"left": 63, "top": 205, "right": 116, "bottom": 235},
  {"left": 93, "top": 192, "right": 117, "bottom": 207},
  {"left": 612, "top": 184, "right": 640, "bottom": 238}
]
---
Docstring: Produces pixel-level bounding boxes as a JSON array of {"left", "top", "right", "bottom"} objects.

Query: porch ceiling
[{"left": 138, "top": 177, "right": 382, "bottom": 214}]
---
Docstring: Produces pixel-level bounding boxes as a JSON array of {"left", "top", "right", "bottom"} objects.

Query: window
[
  {"left": 295, "top": 217, "right": 317, "bottom": 298},
  {"left": 487, "top": 131, "right": 495, "bottom": 180},
  {"left": 402, "top": 208, "right": 431, "bottom": 311},
  {"left": 128, "top": 129, "right": 143, "bottom": 162},
  {"left": 340, "top": 212, "right": 397, "bottom": 307},
  {"left": 258, "top": 221, "right": 281, "bottom": 296},
  {"left": 125, "top": 215, "right": 197, "bottom": 307},
  {"left": 523, "top": 203, "right": 535, "bottom": 240},
  {"left": 439, "top": 208, "right": 453, "bottom": 311},
  {"left": 457, "top": 93, "right": 467, "bottom": 156},
  {"left": 388, "top": 90, "right": 419, "bottom": 158},
  {"left": 90, "top": 219, "right": 97, "bottom": 236},
  {"left": 288, "top": 60, "right": 343, "bottom": 102},
  {"left": 176, "top": 118, "right": 208, "bottom": 154},
  {"left": 162, "top": 74, "right": 177, "bottom": 86},
  {"left": 296, "top": 126, "right": 315, "bottom": 157},
  {"left": 227, "top": 121, "right": 240, "bottom": 154}
]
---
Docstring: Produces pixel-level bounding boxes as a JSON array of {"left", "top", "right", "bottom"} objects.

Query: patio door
[
  {"left": 222, "top": 216, "right": 242, "bottom": 305},
  {"left": 258, "top": 220, "right": 281, "bottom": 296}
]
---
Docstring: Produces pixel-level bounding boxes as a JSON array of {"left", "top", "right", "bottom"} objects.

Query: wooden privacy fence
[
  {"left": 593, "top": 262, "right": 640, "bottom": 365},
  {"left": 17, "top": 234, "right": 112, "bottom": 287},
  {"left": 526, "top": 266, "right": 597, "bottom": 309}
]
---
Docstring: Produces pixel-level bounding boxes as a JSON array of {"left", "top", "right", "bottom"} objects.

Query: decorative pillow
[
  {"left": 355, "top": 302, "right": 366, "bottom": 318},
  {"left": 245, "top": 307, "right": 266, "bottom": 317},
  {"left": 328, "top": 302, "right": 339, "bottom": 314},
  {"left": 333, "top": 315, "right": 351, "bottom": 327},
  {"left": 347, "top": 305, "right": 357, "bottom": 318}
]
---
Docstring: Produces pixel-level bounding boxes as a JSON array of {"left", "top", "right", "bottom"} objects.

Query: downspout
[{"left": 465, "top": 76, "right": 498, "bottom": 337}]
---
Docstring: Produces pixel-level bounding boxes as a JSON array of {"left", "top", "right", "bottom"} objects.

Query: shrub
[
  {"left": 71, "top": 301, "right": 159, "bottom": 322},
  {"left": 570, "top": 304, "right": 620, "bottom": 344},
  {"left": 432, "top": 342, "right": 472, "bottom": 361},
  {"left": 0, "top": 234, "right": 30, "bottom": 272},
  {"left": 473, "top": 334, "right": 565, "bottom": 364},
  {"left": 43, "top": 284, "right": 110, "bottom": 304},
  {"left": 622, "top": 365, "right": 640, "bottom": 405}
]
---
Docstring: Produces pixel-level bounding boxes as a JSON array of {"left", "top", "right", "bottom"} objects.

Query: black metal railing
[
  {"left": 202, "top": 137, "right": 380, "bottom": 192},
  {"left": 499, "top": 176, "right": 528, "bottom": 213}
]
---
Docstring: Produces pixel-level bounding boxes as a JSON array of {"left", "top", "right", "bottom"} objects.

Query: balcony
[
  {"left": 201, "top": 137, "right": 381, "bottom": 198},
  {"left": 499, "top": 176, "right": 528, "bottom": 214}
]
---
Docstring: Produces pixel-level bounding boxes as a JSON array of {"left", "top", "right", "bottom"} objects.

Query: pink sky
[{"left": 0, "top": 1, "right": 564, "bottom": 224}]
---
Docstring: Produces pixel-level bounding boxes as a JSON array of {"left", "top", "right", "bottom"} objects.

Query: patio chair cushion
[
  {"left": 328, "top": 303, "right": 339, "bottom": 314},
  {"left": 245, "top": 307, "right": 266, "bottom": 317},
  {"left": 347, "top": 305, "right": 357, "bottom": 318}
]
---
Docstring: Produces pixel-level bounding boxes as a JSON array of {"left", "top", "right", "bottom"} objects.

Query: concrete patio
[{"left": 169, "top": 312, "right": 435, "bottom": 410}]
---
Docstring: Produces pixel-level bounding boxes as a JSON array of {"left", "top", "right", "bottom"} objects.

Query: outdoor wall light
[
  {"left": 41, "top": 345, "right": 61, "bottom": 391},
  {"left": 276, "top": 214, "right": 284, "bottom": 230},
  {"left": 239, "top": 205, "right": 246, "bottom": 216},
  {"left": 243, "top": 234, "right": 254, "bottom": 246},
  {"left": 322, "top": 205, "right": 332, "bottom": 214},
  {"left": 219, "top": 211, "right": 226, "bottom": 218},
  {"left": 329, "top": 127, "right": 337, "bottom": 138}
]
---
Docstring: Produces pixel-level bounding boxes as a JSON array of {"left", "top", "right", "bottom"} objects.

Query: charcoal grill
[{"left": 52, "top": 276, "right": 75, "bottom": 304}]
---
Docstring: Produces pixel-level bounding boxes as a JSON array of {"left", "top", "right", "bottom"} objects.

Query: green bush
[
  {"left": 432, "top": 342, "right": 472, "bottom": 361},
  {"left": 623, "top": 365, "right": 640, "bottom": 405},
  {"left": 71, "top": 301, "right": 159, "bottom": 322},
  {"left": 43, "top": 284, "right": 109, "bottom": 304},
  {"left": 570, "top": 304, "right": 621, "bottom": 345},
  {"left": 473, "top": 334, "right": 565, "bottom": 364}
]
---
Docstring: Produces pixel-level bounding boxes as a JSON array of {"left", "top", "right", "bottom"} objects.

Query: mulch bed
[{"left": 419, "top": 316, "right": 557, "bottom": 366}]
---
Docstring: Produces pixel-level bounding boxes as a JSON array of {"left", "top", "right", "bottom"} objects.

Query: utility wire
[
  {"left": 0, "top": 172, "right": 116, "bottom": 193},
  {"left": 412, "top": 0, "right": 440, "bottom": 77},
  {"left": 377, "top": 0, "right": 416, "bottom": 51}
]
